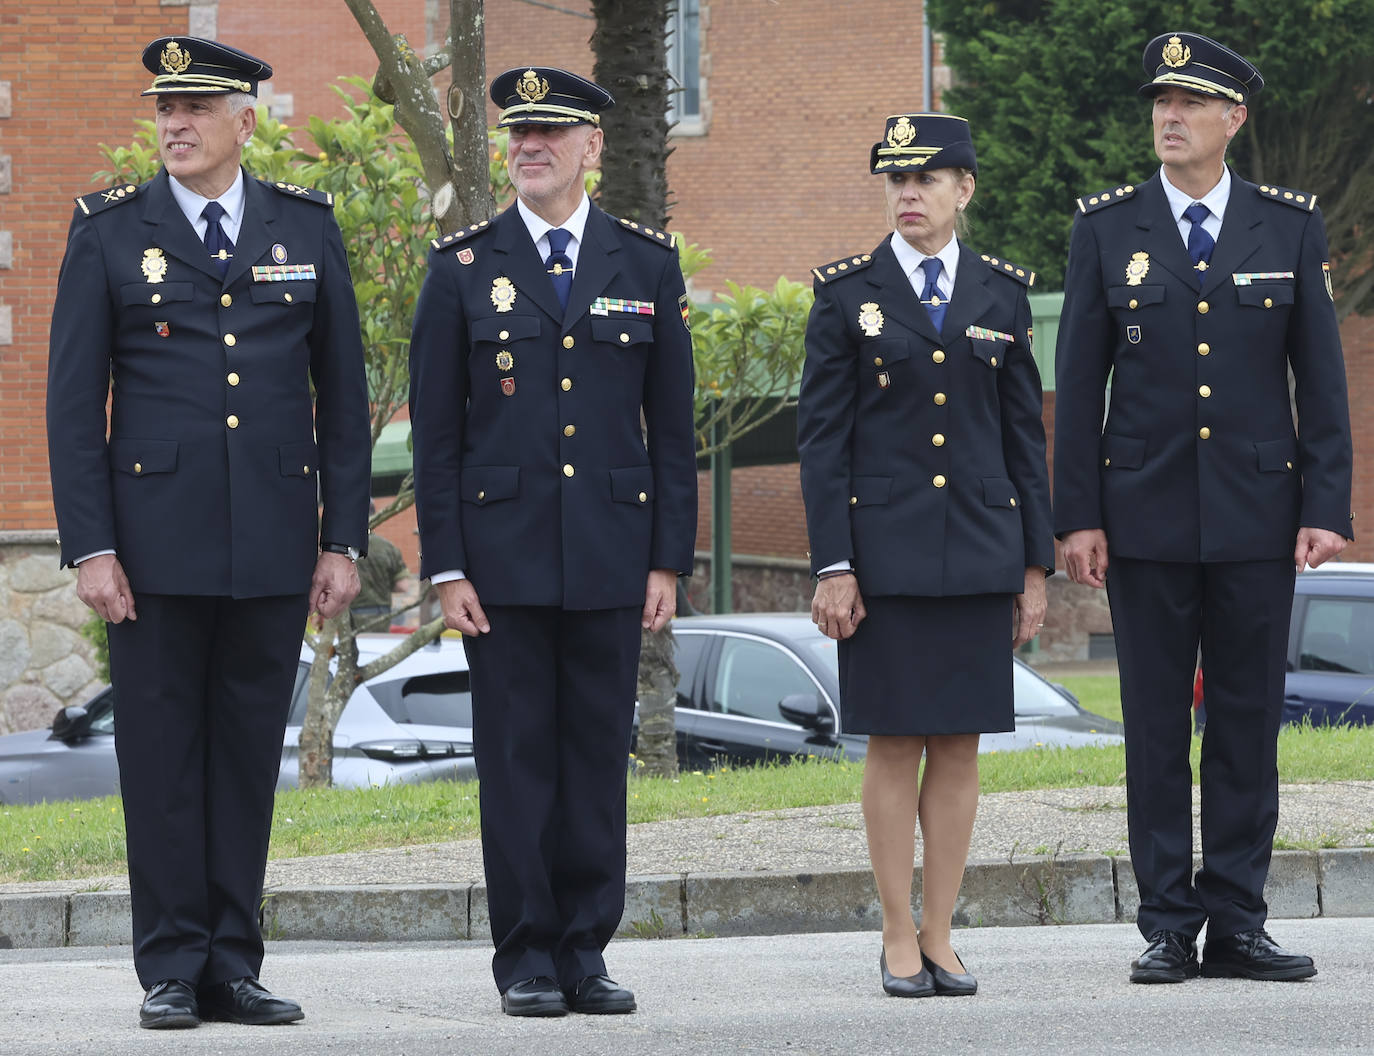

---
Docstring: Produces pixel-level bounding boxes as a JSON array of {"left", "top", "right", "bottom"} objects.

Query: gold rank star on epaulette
[
  {"left": 1256, "top": 182, "right": 1317, "bottom": 212},
  {"left": 811, "top": 253, "right": 874, "bottom": 284},
  {"left": 74, "top": 182, "right": 144, "bottom": 216},
  {"left": 268, "top": 180, "right": 333, "bottom": 206},
  {"left": 980, "top": 254, "right": 1036, "bottom": 287},
  {"left": 1076, "top": 184, "right": 1137, "bottom": 214},
  {"left": 618, "top": 217, "right": 677, "bottom": 248},
  {"left": 432, "top": 219, "right": 494, "bottom": 251}
]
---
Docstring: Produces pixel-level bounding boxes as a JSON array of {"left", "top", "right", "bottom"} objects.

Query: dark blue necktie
[
  {"left": 1183, "top": 202, "right": 1215, "bottom": 281},
  {"left": 919, "top": 257, "right": 946, "bottom": 333},
  {"left": 202, "top": 200, "right": 234, "bottom": 278},
  {"left": 546, "top": 227, "right": 573, "bottom": 312}
]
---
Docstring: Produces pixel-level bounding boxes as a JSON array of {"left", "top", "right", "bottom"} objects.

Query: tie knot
[
  {"left": 1183, "top": 202, "right": 1210, "bottom": 225},
  {"left": 202, "top": 201, "right": 227, "bottom": 224},
  {"left": 547, "top": 227, "right": 572, "bottom": 255},
  {"left": 920, "top": 257, "right": 942, "bottom": 284}
]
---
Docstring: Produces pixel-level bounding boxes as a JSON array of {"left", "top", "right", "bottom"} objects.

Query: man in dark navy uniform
[
  {"left": 409, "top": 66, "right": 697, "bottom": 1017},
  {"left": 1054, "top": 33, "right": 1352, "bottom": 984},
  {"left": 46, "top": 37, "right": 370, "bottom": 1027}
]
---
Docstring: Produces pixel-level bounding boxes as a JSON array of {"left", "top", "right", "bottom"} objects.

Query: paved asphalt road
[{"left": 2, "top": 919, "right": 1371, "bottom": 1055}]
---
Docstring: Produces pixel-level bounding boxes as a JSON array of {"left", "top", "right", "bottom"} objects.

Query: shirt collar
[
  {"left": 1159, "top": 164, "right": 1231, "bottom": 224},
  {"left": 889, "top": 230, "right": 960, "bottom": 288},
  {"left": 517, "top": 193, "right": 591, "bottom": 249},
  {"left": 168, "top": 168, "right": 246, "bottom": 229}
]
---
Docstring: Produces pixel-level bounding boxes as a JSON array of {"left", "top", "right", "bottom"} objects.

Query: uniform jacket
[
  {"left": 46, "top": 168, "right": 371, "bottom": 598},
  {"left": 1053, "top": 171, "right": 1353, "bottom": 561},
  {"left": 409, "top": 202, "right": 698, "bottom": 609},
  {"left": 797, "top": 239, "right": 1054, "bottom": 597}
]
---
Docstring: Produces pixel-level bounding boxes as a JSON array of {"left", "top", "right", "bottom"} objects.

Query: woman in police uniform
[{"left": 798, "top": 113, "right": 1053, "bottom": 998}]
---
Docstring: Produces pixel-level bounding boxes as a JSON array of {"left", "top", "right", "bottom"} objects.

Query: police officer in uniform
[
  {"left": 1054, "top": 33, "right": 1352, "bottom": 984},
  {"left": 46, "top": 38, "right": 370, "bottom": 1026},
  {"left": 408, "top": 67, "right": 697, "bottom": 1017}
]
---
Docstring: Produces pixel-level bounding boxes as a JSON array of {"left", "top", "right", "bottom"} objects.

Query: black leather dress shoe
[
  {"left": 1201, "top": 928, "right": 1317, "bottom": 981},
  {"left": 567, "top": 974, "right": 637, "bottom": 1014},
  {"left": 139, "top": 979, "right": 200, "bottom": 1029},
  {"left": 922, "top": 951, "right": 978, "bottom": 996},
  {"left": 198, "top": 977, "right": 304, "bottom": 1025},
  {"left": 1130, "top": 930, "right": 1200, "bottom": 984},
  {"left": 879, "top": 950, "right": 935, "bottom": 998},
  {"left": 501, "top": 977, "right": 569, "bottom": 1017}
]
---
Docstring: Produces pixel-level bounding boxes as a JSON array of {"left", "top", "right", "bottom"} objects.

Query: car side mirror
[
  {"left": 49, "top": 704, "right": 91, "bottom": 743},
  {"left": 778, "top": 693, "right": 835, "bottom": 734}
]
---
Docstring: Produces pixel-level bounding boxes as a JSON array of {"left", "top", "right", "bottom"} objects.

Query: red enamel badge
[{"left": 500, "top": 377, "right": 516, "bottom": 396}]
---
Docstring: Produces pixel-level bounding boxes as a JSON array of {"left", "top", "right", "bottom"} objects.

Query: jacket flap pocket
[
  {"left": 1107, "top": 285, "right": 1165, "bottom": 309},
  {"left": 610, "top": 466, "right": 654, "bottom": 504},
  {"left": 278, "top": 440, "right": 319, "bottom": 478},
  {"left": 461, "top": 466, "right": 520, "bottom": 504},
  {"left": 1255, "top": 437, "right": 1297, "bottom": 473},
  {"left": 110, "top": 437, "right": 178, "bottom": 476},
  {"left": 970, "top": 337, "right": 1007, "bottom": 369},
  {"left": 120, "top": 281, "right": 194, "bottom": 307},
  {"left": 249, "top": 282, "right": 317, "bottom": 305},
  {"left": 591, "top": 318, "right": 655, "bottom": 347},
  {"left": 1102, "top": 433, "right": 1146, "bottom": 470},
  {"left": 1236, "top": 284, "right": 1295, "bottom": 309},
  {"left": 471, "top": 315, "right": 540, "bottom": 344},
  {"left": 981, "top": 477, "right": 1022, "bottom": 508},
  {"left": 849, "top": 475, "right": 892, "bottom": 507},
  {"left": 862, "top": 338, "right": 910, "bottom": 365}
]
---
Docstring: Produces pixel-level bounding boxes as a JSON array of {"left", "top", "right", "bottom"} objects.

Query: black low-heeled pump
[
  {"left": 921, "top": 950, "right": 978, "bottom": 996},
  {"left": 879, "top": 950, "right": 936, "bottom": 998}
]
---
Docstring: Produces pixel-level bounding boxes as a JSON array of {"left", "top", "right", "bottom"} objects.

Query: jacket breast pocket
[
  {"left": 249, "top": 282, "right": 317, "bottom": 306},
  {"left": 591, "top": 318, "right": 654, "bottom": 349},
  {"left": 1101, "top": 434, "right": 1145, "bottom": 470},
  {"left": 120, "top": 282, "right": 194, "bottom": 308},
  {"left": 862, "top": 338, "right": 910, "bottom": 369},
  {"left": 610, "top": 466, "right": 654, "bottom": 505},
  {"left": 1107, "top": 285, "right": 1166, "bottom": 310},
  {"left": 1236, "top": 284, "right": 1294, "bottom": 310},
  {"left": 462, "top": 466, "right": 520, "bottom": 505},
  {"left": 109, "top": 437, "right": 178, "bottom": 476},
  {"left": 471, "top": 315, "right": 540, "bottom": 345},
  {"left": 970, "top": 337, "right": 1009, "bottom": 369}
]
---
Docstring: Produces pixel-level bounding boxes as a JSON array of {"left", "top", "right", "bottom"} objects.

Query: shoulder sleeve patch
[
  {"left": 811, "top": 253, "right": 874, "bottom": 284},
  {"left": 266, "top": 180, "right": 333, "bottom": 206},
  {"left": 74, "top": 181, "right": 144, "bottom": 217},
  {"left": 431, "top": 219, "right": 495, "bottom": 251},
  {"left": 1256, "top": 182, "right": 1317, "bottom": 212},
  {"left": 617, "top": 216, "right": 677, "bottom": 249},
  {"left": 1076, "top": 184, "right": 1138, "bottom": 214},
  {"left": 979, "top": 253, "right": 1036, "bottom": 287}
]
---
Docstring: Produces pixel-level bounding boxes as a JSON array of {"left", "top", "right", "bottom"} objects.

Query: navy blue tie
[
  {"left": 546, "top": 227, "right": 573, "bottom": 312},
  {"left": 919, "top": 257, "right": 946, "bottom": 333},
  {"left": 202, "top": 200, "right": 234, "bottom": 278},
  {"left": 1183, "top": 202, "right": 1215, "bottom": 280}
]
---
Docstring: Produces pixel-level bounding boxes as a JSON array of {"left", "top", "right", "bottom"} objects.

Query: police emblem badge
[
  {"left": 1127, "top": 325, "right": 1142, "bottom": 344},
  {"left": 490, "top": 276, "right": 517, "bottom": 313},
  {"left": 516, "top": 69, "right": 550, "bottom": 103},
  {"left": 886, "top": 117, "right": 916, "bottom": 149},
  {"left": 858, "top": 303, "right": 885, "bottom": 337},
  {"left": 271, "top": 243, "right": 289, "bottom": 264},
  {"left": 496, "top": 350, "right": 514, "bottom": 371},
  {"left": 160, "top": 40, "right": 193, "bottom": 74},
  {"left": 501, "top": 377, "right": 516, "bottom": 396},
  {"left": 1161, "top": 35, "right": 1191, "bottom": 68},
  {"left": 141, "top": 248, "right": 168, "bottom": 284},
  {"left": 1125, "top": 252, "right": 1150, "bottom": 286},
  {"left": 458, "top": 247, "right": 475, "bottom": 265},
  {"left": 154, "top": 321, "right": 170, "bottom": 338},
  {"left": 877, "top": 371, "right": 891, "bottom": 390}
]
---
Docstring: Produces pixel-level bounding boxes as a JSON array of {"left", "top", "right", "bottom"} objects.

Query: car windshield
[{"left": 366, "top": 672, "right": 473, "bottom": 728}]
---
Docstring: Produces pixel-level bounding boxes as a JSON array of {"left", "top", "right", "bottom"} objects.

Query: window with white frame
[{"left": 667, "top": 0, "right": 703, "bottom": 131}]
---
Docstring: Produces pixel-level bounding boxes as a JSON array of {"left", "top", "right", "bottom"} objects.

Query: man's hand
[
  {"left": 436, "top": 578, "right": 491, "bottom": 636},
  {"left": 310, "top": 552, "right": 361, "bottom": 626},
  {"left": 76, "top": 554, "right": 137, "bottom": 624},
  {"left": 1294, "top": 526, "right": 1347, "bottom": 572},
  {"left": 1061, "top": 529, "right": 1109, "bottom": 589},
  {"left": 811, "top": 573, "right": 866, "bottom": 640},
  {"left": 1013, "top": 566, "right": 1048, "bottom": 648},
  {"left": 642, "top": 569, "right": 678, "bottom": 632}
]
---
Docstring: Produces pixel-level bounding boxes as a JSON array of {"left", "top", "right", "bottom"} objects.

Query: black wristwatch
[{"left": 321, "top": 542, "right": 360, "bottom": 562}]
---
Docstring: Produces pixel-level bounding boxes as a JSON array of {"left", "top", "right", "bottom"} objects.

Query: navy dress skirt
[{"left": 837, "top": 593, "right": 1015, "bottom": 736}]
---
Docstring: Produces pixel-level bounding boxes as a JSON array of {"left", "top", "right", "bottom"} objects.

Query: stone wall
[{"left": 0, "top": 534, "right": 102, "bottom": 735}]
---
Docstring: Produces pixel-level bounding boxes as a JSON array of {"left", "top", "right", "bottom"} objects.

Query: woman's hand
[
  {"left": 1012, "top": 566, "right": 1047, "bottom": 647},
  {"left": 811, "top": 573, "right": 866, "bottom": 640}
]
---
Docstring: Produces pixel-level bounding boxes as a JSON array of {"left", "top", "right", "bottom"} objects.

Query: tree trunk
[{"left": 447, "top": 0, "right": 495, "bottom": 226}]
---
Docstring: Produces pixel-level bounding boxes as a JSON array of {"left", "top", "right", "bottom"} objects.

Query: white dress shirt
[{"left": 1159, "top": 164, "right": 1229, "bottom": 247}]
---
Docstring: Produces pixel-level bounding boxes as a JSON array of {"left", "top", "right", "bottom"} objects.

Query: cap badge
[
  {"left": 160, "top": 41, "right": 193, "bottom": 75},
  {"left": 1125, "top": 251, "right": 1150, "bottom": 286},
  {"left": 886, "top": 117, "right": 917, "bottom": 149},
  {"left": 496, "top": 350, "right": 514, "bottom": 371},
  {"left": 516, "top": 69, "right": 551, "bottom": 103},
  {"left": 858, "top": 302, "right": 885, "bottom": 337},
  {"left": 141, "top": 247, "right": 169, "bottom": 284},
  {"left": 271, "top": 243, "right": 288, "bottom": 264},
  {"left": 490, "top": 276, "right": 517, "bottom": 313},
  {"left": 1161, "top": 35, "right": 1191, "bottom": 69}
]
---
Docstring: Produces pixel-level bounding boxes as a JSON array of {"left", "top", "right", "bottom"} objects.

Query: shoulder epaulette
[
  {"left": 74, "top": 181, "right": 145, "bottom": 217},
  {"left": 266, "top": 180, "right": 333, "bottom": 206},
  {"left": 617, "top": 217, "right": 677, "bottom": 249},
  {"left": 432, "top": 218, "right": 494, "bottom": 251},
  {"left": 1255, "top": 182, "right": 1317, "bottom": 212},
  {"left": 980, "top": 253, "right": 1036, "bottom": 287},
  {"left": 811, "top": 252, "right": 874, "bottom": 284},
  {"left": 1076, "top": 183, "right": 1138, "bottom": 214}
]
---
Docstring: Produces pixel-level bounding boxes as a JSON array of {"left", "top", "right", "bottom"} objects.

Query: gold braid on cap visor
[
  {"left": 873, "top": 147, "right": 942, "bottom": 171},
  {"left": 498, "top": 102, "right": 600, "bottom": 125},
  {"left": 1151, "top": 71, "right": 1245, "bottom": 103},
  {"left": 146, "top": 73, "right": 254, "bottom": 93}
]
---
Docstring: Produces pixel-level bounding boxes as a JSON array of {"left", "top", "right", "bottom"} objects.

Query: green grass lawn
[{"left": 2, "top": 674, "right": 1369, "bottom": 884}]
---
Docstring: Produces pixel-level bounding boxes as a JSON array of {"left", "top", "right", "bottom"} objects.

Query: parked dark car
[
  {"left": 1283, "top": 564, "right": 1374, "bottom": 727},
  {"left": 637, "top": 613, "right": 1124, "bottom": 769}
]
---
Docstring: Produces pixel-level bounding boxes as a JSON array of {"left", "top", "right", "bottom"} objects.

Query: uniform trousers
[
  {"left": 464, "top": 603, "right": 642, "bottom": 993},
  {"left": 1107, "top": 556, "right": 1294, "bottom": 941},
  {"left": 106, "top": 592, "right": 307, "bottom": 989}
]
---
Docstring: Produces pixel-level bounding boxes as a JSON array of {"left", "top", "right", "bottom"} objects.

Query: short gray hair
[{"left": 226, "top": 91, "right": 257, "bottom": 114}]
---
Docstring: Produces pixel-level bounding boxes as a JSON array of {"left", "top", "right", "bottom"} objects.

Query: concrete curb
[{"left": 1, "top": 848, "right": 1370, "bottom": 950}]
